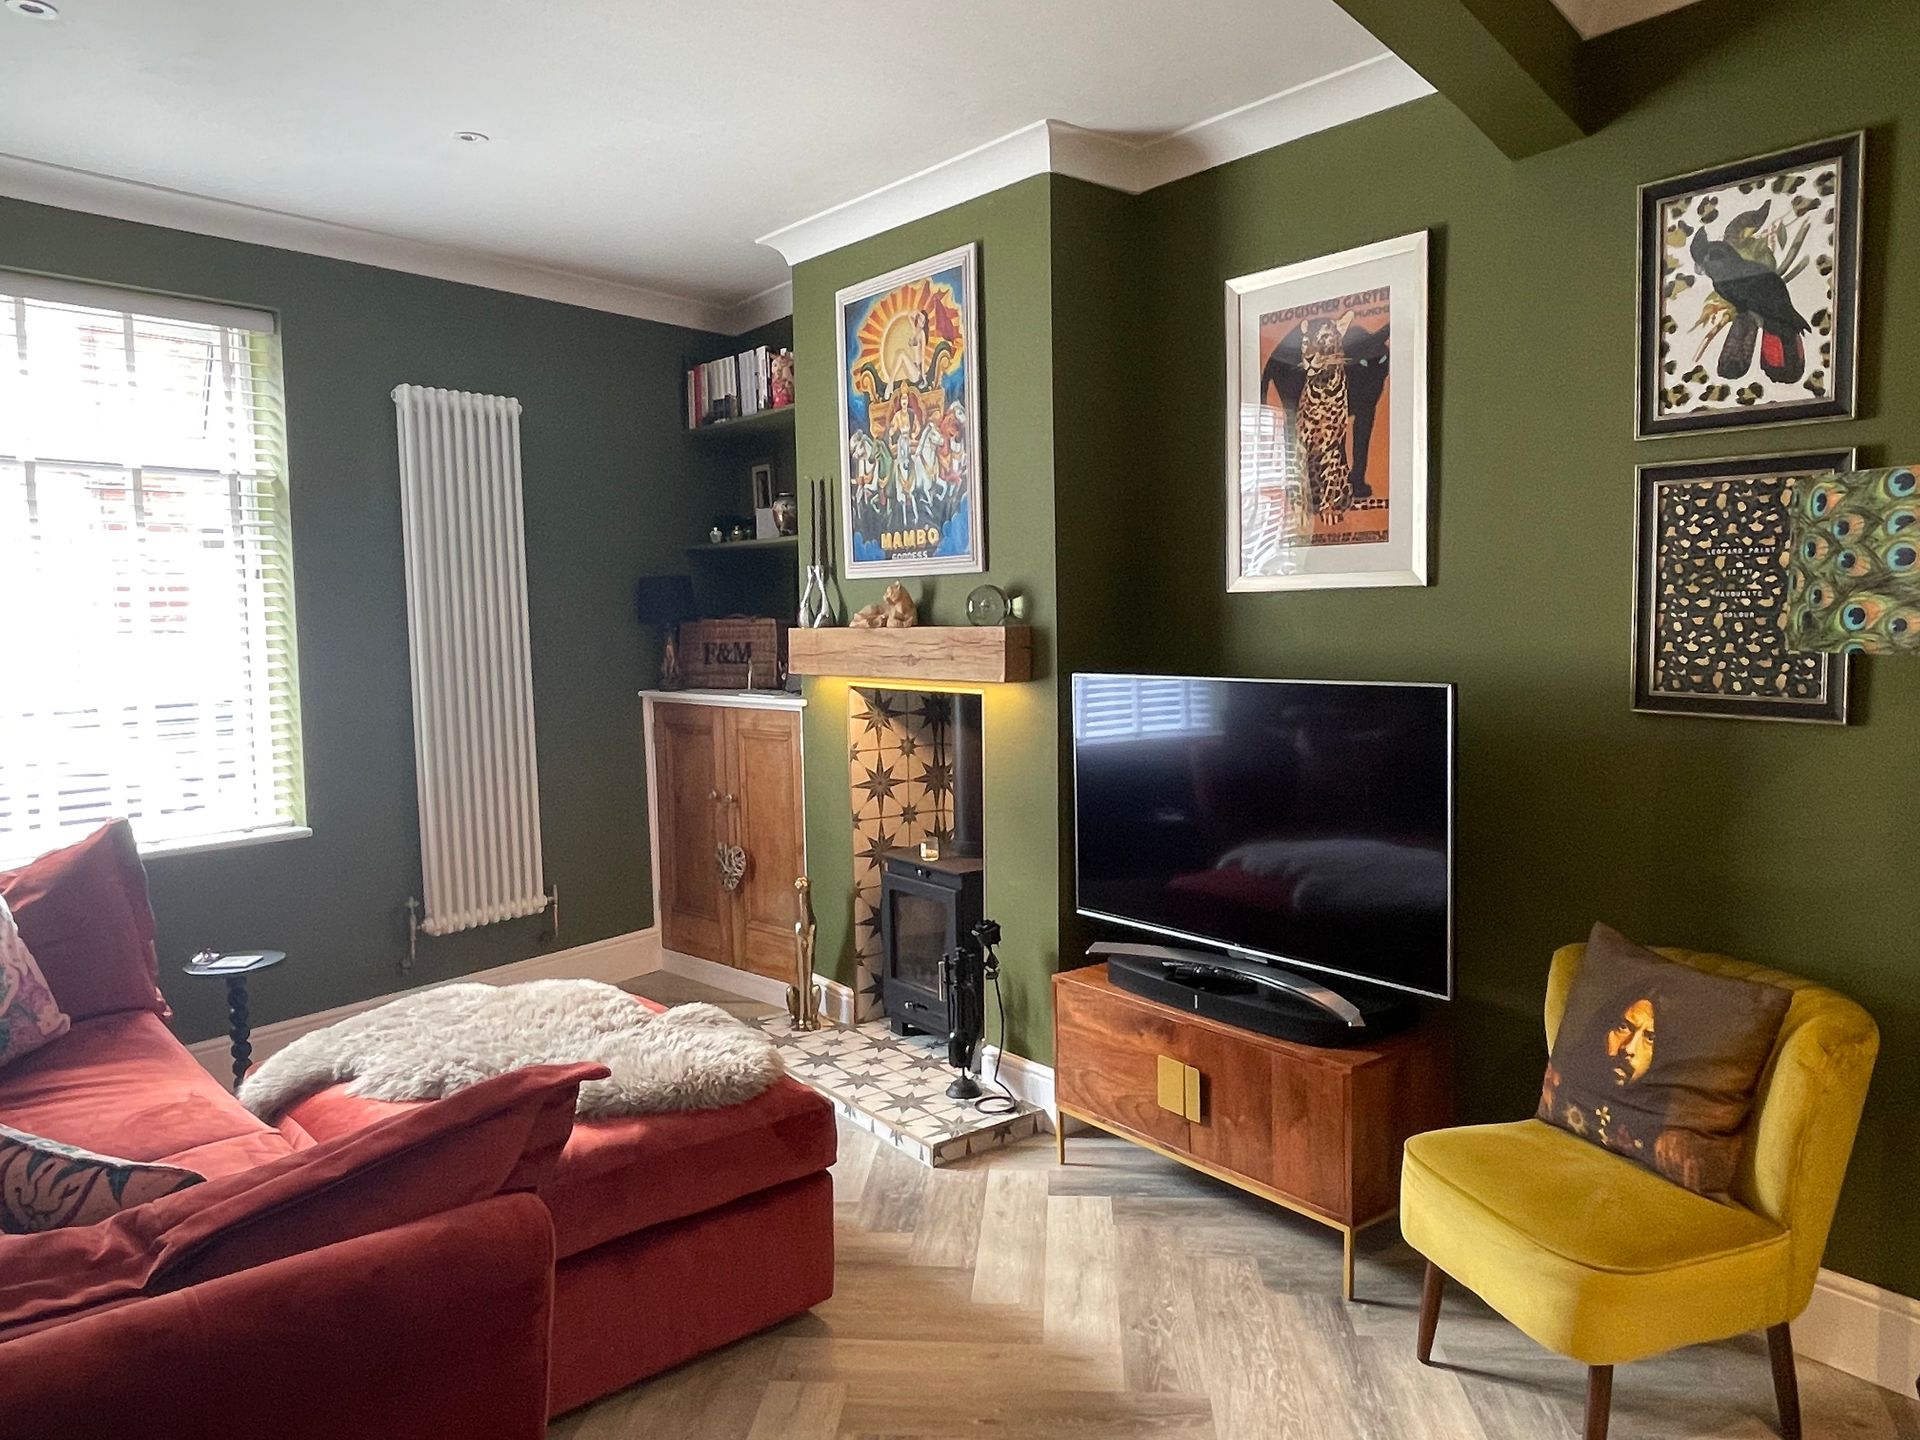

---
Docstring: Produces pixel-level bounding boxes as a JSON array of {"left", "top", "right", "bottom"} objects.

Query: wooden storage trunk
[{"left": 677, "top": 617, "right": 787, "bottom": 689}]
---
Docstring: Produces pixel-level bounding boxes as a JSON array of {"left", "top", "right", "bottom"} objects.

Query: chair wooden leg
[
  {"left": 1584, "top": 1365, "right": 1613, "bottom": 1440},
  {"left": 1416, "top": 1262, "right": 1444, "bottom": 1366},
  {"left": 1767, "top": 1323, "right": 1803, "bottom": 1440}
]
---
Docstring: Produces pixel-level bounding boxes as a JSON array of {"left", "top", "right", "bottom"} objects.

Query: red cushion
[
  {"left": 0, "top": 1061, "right": 602, "bottom": 1337},
  {"left": 0, "top": 822, "right": 167, "bottom": 1023},
  {"left": 282, "top": 991, "right": 837, "bottom": 1262},
  {"left": 0, "top": 1012, "right": 290, "bottom": 1179}
]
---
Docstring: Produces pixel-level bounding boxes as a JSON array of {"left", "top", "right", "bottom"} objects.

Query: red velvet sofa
[{"left": 0, "top": 822, "right": 837, "bottom": 1434}]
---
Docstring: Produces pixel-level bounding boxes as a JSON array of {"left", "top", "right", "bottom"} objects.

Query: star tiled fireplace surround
[
  {"left": 767, "top": 687, "right": 1040, "bottom": 1166},
  {"left": 848, "top": 687, "right": 954, "bottom": 1024}
]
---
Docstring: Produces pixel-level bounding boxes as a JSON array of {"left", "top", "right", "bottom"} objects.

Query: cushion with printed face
[
  {"left": 0, "top": 1123, "right": 204, "bottom": 1233},
  {"left": 1538, "top": 923, "right": 1791, "bottom": 1198},
  {"left": 0, "top": 894, "right": 69, "bottom": 1072}
]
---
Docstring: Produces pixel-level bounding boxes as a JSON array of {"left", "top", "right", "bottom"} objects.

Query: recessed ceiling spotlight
[
  {"left": 453, "top": 130, "right": 490, "bottom": 144},
  {"left": 7, "top": 0, "right": 61, "bottom": 18}
]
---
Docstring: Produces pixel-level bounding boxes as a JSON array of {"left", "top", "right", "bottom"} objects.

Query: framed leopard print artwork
[
  {"left": 1225, "top": 230, "right": 1429, "bottom": 593},
  {"left": 1631, "top": 449, "right": 1855, "bottom": 723}
]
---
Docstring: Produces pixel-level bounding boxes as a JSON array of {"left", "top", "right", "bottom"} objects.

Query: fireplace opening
[{"left": 849, "top": 689, "right": 985, "bottom": 1032}]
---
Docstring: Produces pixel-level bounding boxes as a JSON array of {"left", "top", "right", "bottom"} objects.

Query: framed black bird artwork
[{"left": 1637, "top": 133, "right": 1862, "bottom": 439}]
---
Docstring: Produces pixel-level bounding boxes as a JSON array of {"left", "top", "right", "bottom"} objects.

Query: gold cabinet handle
[{"left": 1155, "top": 1055, "right": 1204, "bottom": 1122}]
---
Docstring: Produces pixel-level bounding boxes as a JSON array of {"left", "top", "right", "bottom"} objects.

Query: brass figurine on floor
[{"left": 788, "top": 875, "right": 823, "bottom": 1031}]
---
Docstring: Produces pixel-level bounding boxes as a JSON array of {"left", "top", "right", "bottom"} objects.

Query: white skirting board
[
  {"left": 658, "top": 948, "right": 797, "bottom": 1010},
  {"left": 185, "top": 927, "right": 662, "bottom": 1080},
  {"left": 1797, "top": 1267, "right": 1920, "bottom": 1398}
]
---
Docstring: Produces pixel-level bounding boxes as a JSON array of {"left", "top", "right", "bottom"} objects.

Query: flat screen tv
[{"left": 1072, "top": 674, "right": 1454, "bottom": 1001}]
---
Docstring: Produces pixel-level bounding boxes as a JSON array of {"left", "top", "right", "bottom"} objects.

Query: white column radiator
[{"left": 392, "top": 385, "right": 546, "bottom": 936}]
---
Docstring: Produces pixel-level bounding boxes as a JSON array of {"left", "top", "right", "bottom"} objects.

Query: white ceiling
[{"left": 0, "top": 0, "right": 1430, "bottom": 332}]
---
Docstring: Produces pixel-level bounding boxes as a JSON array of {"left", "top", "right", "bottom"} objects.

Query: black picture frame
[
  {"left": 1632, "top": 449, "right": 1855, "bottom": 723},
  {"left": 1637, "top": 132, "right": 1862, "bottom": 439}
]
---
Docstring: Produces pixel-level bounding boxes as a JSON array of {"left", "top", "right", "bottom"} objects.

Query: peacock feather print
[{"left": 1783, "top": 466, "right": 1920, "bottom": 654}]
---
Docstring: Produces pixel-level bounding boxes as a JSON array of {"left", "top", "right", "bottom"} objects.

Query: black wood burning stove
[
  {"left": 878, "top": 692, "right": 985, "bottom": 1035},
  {"left": 879, "top": 849, "right": 983, "bottom": 1035}
]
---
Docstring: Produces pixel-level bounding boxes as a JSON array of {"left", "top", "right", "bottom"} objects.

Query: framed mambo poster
[
  {"left": 1225, "top": 230, "right": 1429, "bottom": 592},
  {"left": 836, "top": 244, "right": 983, "bottom": 578}
]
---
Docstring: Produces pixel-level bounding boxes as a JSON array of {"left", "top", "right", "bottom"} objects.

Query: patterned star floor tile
[{"left": 755, "top": 1016, "right": 1041, "bottom": 1169}]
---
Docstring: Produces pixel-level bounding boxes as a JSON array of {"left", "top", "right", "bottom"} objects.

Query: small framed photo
[
  {"left": 750, "top": 461, "right": 775, "bottom": 510},
  {"left": 1225, "top": 231, "right": 1429, "bottom": 592},
  {"left": 1632, "top": 449, "right": 1855, "bottom": 724},
  {"left": 1637, "top": 133, "right": 1862, "bottom": 438}
]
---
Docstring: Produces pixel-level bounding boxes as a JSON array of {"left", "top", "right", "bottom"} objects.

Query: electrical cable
[{"left": 973, "top": 964, "right": 1018, "bottom": 1115}]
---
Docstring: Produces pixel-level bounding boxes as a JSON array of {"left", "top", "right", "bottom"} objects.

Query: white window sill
[{"left": 138, "top": 826, "right": 313, "bottom": 862}]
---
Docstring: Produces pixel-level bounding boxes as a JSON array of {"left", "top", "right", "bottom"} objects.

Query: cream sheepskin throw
[{"left": 238, "top": 979, "right": 782, "bottom": 1122}]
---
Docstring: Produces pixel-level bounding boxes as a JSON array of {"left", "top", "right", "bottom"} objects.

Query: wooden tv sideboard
[{"left": 1052, "top": 961, "right": 1452, "bottom": 1300}]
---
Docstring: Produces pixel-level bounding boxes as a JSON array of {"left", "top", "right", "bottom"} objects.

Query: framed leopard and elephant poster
[
  {"left": 1224, "top": 230, "right": 1429, "bottom": 592},
  {"left": 1636, "top": 133, "right": 1862, "bottom": 439}
]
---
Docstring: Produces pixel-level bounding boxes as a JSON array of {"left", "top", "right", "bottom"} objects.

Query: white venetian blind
[
  {"left": 1075, "top": 676, "right": 1222, "bottom": 745},
  {"left": 0, "top": 272, "right": 304, "bottom": 862}
]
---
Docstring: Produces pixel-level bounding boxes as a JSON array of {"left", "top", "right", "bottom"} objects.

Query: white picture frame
[{"left": 1225, "top": 230, "right": 1430, "bottom": 592}]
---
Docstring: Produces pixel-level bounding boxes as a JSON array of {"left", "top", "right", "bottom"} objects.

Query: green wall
[
  {"left": 0, "top": 197, "right": 734, "bottom": 1045},
  {"left": 1124, "top": 0, "right": 1919, "bottom": 1297},
  {"left": 792, "top": 176, "right": 1064, "bottom": 1061},
  {"left": 790, "top": 0, "right": 1917, "bottom": 1297}
]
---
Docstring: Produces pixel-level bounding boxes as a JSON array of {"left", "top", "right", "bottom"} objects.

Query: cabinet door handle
[
  {"left": 1155, "top": 1055, "right": 1205, "bottom": 1122},
  {"left": 709, "top": 789, "right": 721, "bottom": 802},
  {"left": 1156, "top": 1055, "right": 1185, "bottom": 1116}
]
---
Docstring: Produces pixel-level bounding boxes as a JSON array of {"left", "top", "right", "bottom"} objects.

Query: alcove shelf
[{"left": 787, "top": 625, "right": 1032, "bottom": 685}]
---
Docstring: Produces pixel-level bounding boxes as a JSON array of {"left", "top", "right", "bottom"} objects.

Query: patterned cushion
[
  {"left": 0, "top": 893, "right": 69, "bottom": 1071},
  {"left": 1538, "top": 923, "right": 1790, "bottom": 1198},
  {"left": 0, "top": 1123, "right": 204, "bottom": 1233}
]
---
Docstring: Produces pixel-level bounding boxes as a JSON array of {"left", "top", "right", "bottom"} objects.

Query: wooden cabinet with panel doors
[{"left": 650, "top": 698, "right": 804, "bottom": 979}]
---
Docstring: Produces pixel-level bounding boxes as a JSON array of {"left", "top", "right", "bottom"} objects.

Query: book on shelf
[{"left": 686, "top": 344, "right": 794, "bottom": 429}]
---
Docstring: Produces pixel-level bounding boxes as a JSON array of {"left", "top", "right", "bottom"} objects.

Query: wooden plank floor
[{"left": 552, "top": 1124, "right": 1920, "bottom": 1440}]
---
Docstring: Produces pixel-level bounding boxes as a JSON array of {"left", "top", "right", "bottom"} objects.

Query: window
[
  {"left": 1074, "top": 676, "right": 1222, "bottom": 745},
  {"left": 0, "top": 273, "right": 304, "bottom": 862}
]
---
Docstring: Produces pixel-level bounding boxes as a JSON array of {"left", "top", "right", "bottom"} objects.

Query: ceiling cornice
[
  {"left": 756, "top": 54, "right": 1432, "bottom": 266},
  {"left": 1, "top": 52, "right": 1434, "bottom": 328},
  {"left": 721, "top": 279, "right": 797, "bottom": 335},
  {"left": 0, "top": 150, "right": 746, "bottom": 334}
]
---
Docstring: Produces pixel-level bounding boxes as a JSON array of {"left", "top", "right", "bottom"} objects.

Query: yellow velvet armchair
[{"left": 1401, "top": 942, "right": 1879, "bottom": 1440}]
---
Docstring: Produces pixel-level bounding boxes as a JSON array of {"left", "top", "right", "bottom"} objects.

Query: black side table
[{"left": 182, "top": 950, "right": 286, "bottom": 1092}]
